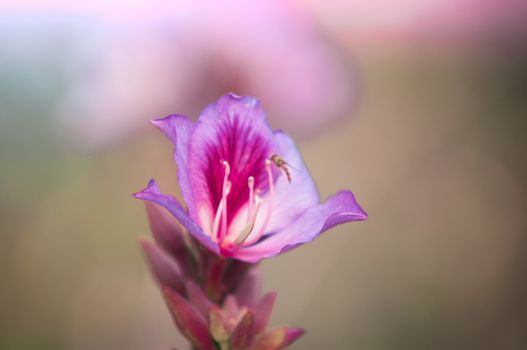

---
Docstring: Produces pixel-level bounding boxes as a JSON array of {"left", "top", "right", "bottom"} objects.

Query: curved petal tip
[{"left": 133, "top": 179, "right": 158, "bottom": 199}]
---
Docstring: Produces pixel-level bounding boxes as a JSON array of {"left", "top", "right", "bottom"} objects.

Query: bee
[{"left": 269, "top": 154, "right": 292, "bottom": 183}]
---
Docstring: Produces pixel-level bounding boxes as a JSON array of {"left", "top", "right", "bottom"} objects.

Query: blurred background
[{"left": 1, "top": 0, "right": 526, "bottom": 349}]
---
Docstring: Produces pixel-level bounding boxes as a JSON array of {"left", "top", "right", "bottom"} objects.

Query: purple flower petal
[
  {"left": 263, "top": 130, "right": 320, "bottom": 234},
  {"left": 187, "top": 93, "right": 277, "bottom": 233},
  {"left": 133, "top": 179, "right": 219, "bottom": 254},
  {"left": 139, "top": 239, "right": 185, "bottom": 294},
  {"left": 150, "top": 115, "right": 198, "bottom": 223},
  {"left": 236, "top": 190, "right": 367, "bottom": 263}
]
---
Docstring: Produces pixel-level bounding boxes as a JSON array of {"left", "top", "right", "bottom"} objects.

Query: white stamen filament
[
  {"left": 247, "top": 176, "right": 255, "bottom": 223},
  {"left": 212, "top": 161, "right": 232, "bottom": 242},
  {"left": 220, "top": 161, "right": 231, "bottom": 242},
  {"left": 212, "top": 181, "right": 231, "bottom": 241},
  {"left": 211, "top": 199, "right": 224, "bottom": 241},
  {"left": 232, "top": 160, "right": 274, "bottom": 247}
]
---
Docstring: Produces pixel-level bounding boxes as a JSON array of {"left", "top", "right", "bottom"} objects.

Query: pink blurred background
[{"left": 1, "top": 1, "right": 526, "bottom": 349}]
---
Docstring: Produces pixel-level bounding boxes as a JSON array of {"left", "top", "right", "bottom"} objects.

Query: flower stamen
[
  {"left": 239, "top": 160, "right": 274, "bottom": 246},
  {"left": 220, "top": 161, "right": 230, "bottom": 242},
  {"left": 212, "top": 161, "right": 231, "bottom": 242},
  {"left": 247, "top": 176, "right": 255, "bottom": 223},
  {"left": 219, "top": 160, "right": 276, "bottom": 250}
]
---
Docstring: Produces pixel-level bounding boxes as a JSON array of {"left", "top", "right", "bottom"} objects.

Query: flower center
[{"left": 212, "top": 159, "right": 275, "bottom": 251}]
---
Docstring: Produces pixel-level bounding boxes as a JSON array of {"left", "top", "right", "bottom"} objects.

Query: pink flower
[{"left": 134, "top": 94, "right": 367, "bottom": 263}]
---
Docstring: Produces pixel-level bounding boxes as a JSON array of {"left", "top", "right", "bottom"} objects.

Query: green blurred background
[{"left": 1, "top": 1, "right": 526, "bottom": 349}]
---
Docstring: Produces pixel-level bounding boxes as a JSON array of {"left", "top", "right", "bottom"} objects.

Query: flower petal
[
  {"left": 162, "top": 287, "right": 215, "bottom": 350},
  {"left": 235, "top": 190, "right": 367, "bottom": 263},
  {"left": 134, "top": 179, "right": 219, "bottom": 254},
  {"left": 151, "top": 115, "right": 198, "bottom": 223},
  {"left": 187, "top": 93, "right": 277, "bottom": 232},
  {"left": 227, "top": 130, "right": 320, "bottom": 246},
  {"left": 140, "top": 239, "right": 185, "bottom": 294},
  {"left": 263, "top": 130, "right": 320, "bottom": 234}
]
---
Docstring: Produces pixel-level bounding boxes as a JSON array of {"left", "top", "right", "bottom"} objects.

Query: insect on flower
[{"left": 269, "top": 154, "right": 293, "bottom": 183}]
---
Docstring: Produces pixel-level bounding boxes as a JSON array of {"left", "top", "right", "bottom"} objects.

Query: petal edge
[
  {"left": 235, "top": 190, "right": 367, "bottom": 263},
  {"left": 134, "top": 179, "right": 219, "bottom": 254}
]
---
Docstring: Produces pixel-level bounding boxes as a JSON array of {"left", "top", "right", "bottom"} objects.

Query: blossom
[{"left": 134, "top": 93, "right": 367, "bottom": 263}]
